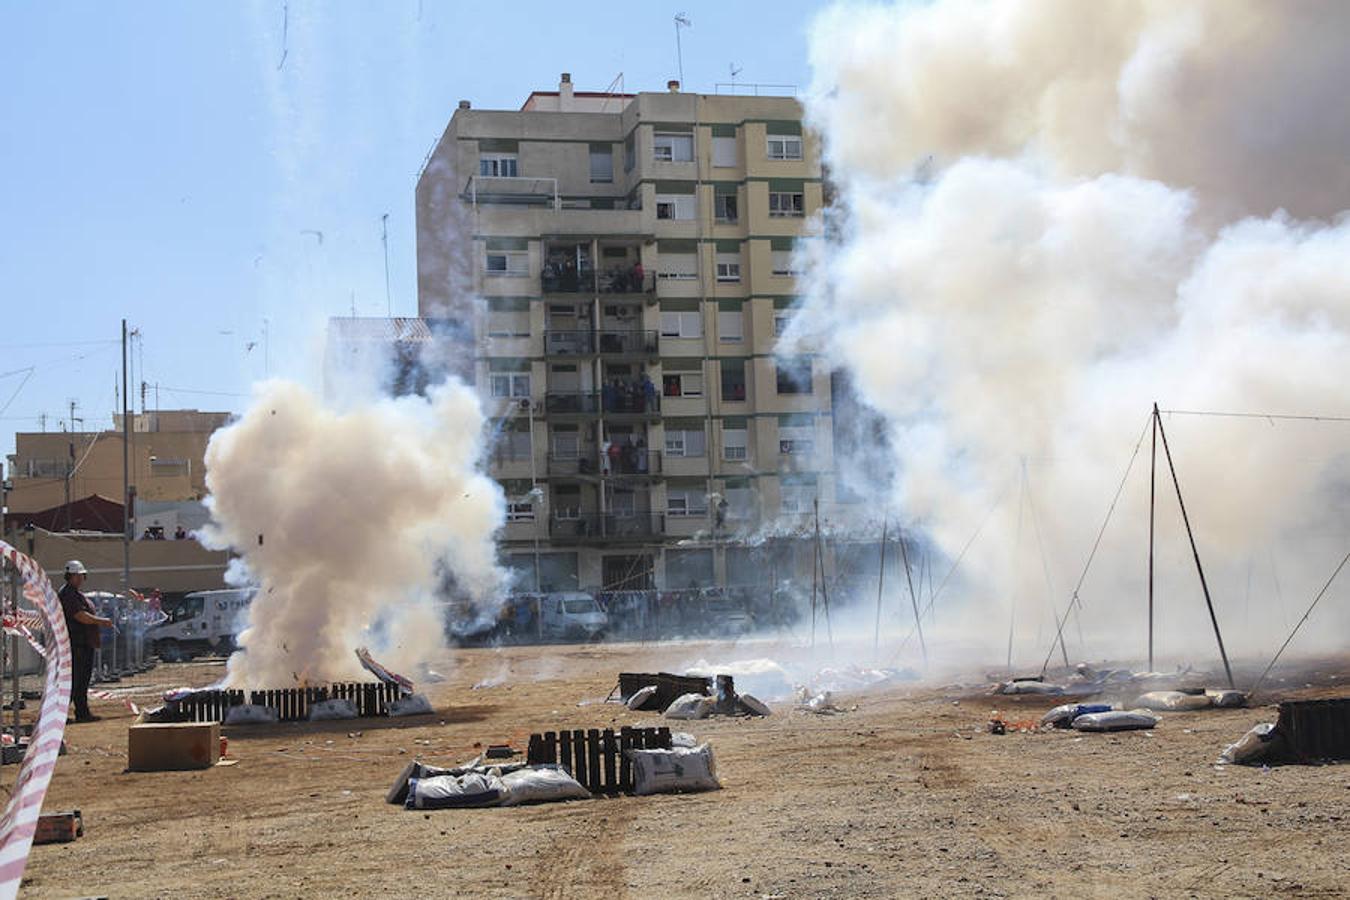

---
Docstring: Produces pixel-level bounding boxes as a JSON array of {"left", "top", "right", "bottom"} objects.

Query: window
[
  {"left": 664, "top": 426, "right": 707, "bottom": 457},
  {"left": 771, "top": 249, "right": 801, "bottom": 276},
  {"left": 725, "top": 484, "right": 754, "bottom": 519},
  {"left": 494, "top": 424, "right": 532, "bottom": 461},
  {"left": 767, "top": 135, "right": 803, "bottom": 160},
  {"left": 723, "top": 423, "right": 748, "bottom": 460},
  {"left": 768, "top": 191, "right": 805, "bottom": 217},
  {"left": 718, "top": 309, "right": 743, "bottom": 343},
  {"left": 779, "top": 434, "right": 814, "bottom": 456},
  {"left": 506, "top": 500, "right": 535, "bottom": 522},
  {"left": 479, "top": 153, "right": 518, "bottom": 177},
  {"left": 668, "top": 484, "right": 709, "bottom": 517},
  {"left": 773, "top": 312, "right": 790, "bottom": 336},
  {"left": 655, "top": 194, "right": 696, "bottom": 220},
  {"left": 485, "top": 251, "right": 528, "bottom": 276},
  {"left": 720, "top": 359, "right": 747, "bottom": 401},
  {"left": 776, "top": 358, "right": 813, "bottom": 394},
  {"left": 714, "top": 192, "right": 738, "bottom": 223},
  {"left": 551, "top": 429, "right": 579, "bottom": 457},
  {"left": 589, "top": 144, "right": 613, "bottom": 183},
  {"left": 781, "top": 483, "right": 815, "bottom": 514},
  {"left": 713, "top": 136, "right": 737, "bottom": 167},
  {"left": 715, "top": 255, "right": 741, "bottom": 283},
  {"left": 487, "top": 309, "right": 529, "bottom": 338},
  {"left": 653, "top": 132, "right": 694, "bottom": 162},
  {"left": 662, "top": 372, "right": 703, "bottom": 398},
  {"left": 490, "top": 373, "right": 531, "bottom": 398},
  {"left": 660, "top": 310, "right": 702, "bottom": 338}
]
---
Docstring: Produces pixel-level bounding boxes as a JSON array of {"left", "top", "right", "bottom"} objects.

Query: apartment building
[{"left": 416, "top": 75, "right": 834, "bottom": 593}]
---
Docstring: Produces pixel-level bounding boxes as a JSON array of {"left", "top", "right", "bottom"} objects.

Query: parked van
[
  {"left": 539, "top": 592, "right": 608, "bottom": 642},
  {"left": 147, "top": 588, "right": 253, "bottom": 661}
]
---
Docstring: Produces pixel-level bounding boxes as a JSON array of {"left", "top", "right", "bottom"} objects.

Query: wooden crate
[
  {"left": 1275, "top": 698, "right": 1350, "bottom": 762},
  {"left": 527, "top": 726, "right": 671, "bottom": 794},
  {"left": 617, "top": 672, "right": 711, "bottom": 711}
]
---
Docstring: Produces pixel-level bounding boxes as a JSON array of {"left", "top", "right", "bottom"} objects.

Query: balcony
[
  {"left": 543, "top": 389, "right": 661, "bottom": 419},
  {"left": 542, "top": 268, "right": 656, "bottom": 296},
  {"left": 598, "top": 330, "right": 658, "bottom": 357},
  {"left": 548, "top": 449, "right": 661, "bottom": 477},
  {"left": 544, "top": 330, "right": 596, "bottom": 357},
  {"left": 544, "top": 391, "right": 601, "bottom": 416},
  {"left": 549, "top": 512, "right": 665, "bottom": 542}
]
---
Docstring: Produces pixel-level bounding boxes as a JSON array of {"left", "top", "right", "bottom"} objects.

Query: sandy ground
[{"left": 14, "top": 641, "right": 1350, "bottom": 899}]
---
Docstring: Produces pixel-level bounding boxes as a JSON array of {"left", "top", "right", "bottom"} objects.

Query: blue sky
[{"left": 0, "top": 0, "right": 824, "bottom": 459}]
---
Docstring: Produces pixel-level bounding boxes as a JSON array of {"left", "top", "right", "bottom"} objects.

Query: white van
[
  {"left": 539, "top": 592, "right": 608, "bottom": 642},
  {"left": 147, "top": 588, "right": 253, "bottom": 661}
]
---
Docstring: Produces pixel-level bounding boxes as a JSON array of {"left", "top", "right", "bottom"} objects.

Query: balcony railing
[
  {"left": 549, "top": 513, "right": 665, "bottom": 541},
  {"left": 598, "top": 329, "right": 658, "bottom": 356},
  {"left": 547, "top": 449, "right": 661, "bottom": 477},
  {"left": 606, "top": 449, "right": 661, "bottom": 476},
  {"left": 544, "top": 392, "right": 601, "bottom": 415},
  {"left": 543, "top": 269, "right": 655, "bottom": 295},
  {"left": 544, "top": 330, "right": 595, "bottom": 356},
  {"left": 543, "top": 390, "right": 661, "bottom": 417}
]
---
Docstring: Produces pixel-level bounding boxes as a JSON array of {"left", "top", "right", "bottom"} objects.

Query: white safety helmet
[{"left": 64, "top": 560, "right": 87, "bottom": 576}]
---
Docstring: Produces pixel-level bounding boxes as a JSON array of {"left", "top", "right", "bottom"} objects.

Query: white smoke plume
[
  {"left": 201, "top": 377, "right": 506, "bottom": 688},
  {"left": 798, "top": 0, "right": 1350, "bottom": 669}
]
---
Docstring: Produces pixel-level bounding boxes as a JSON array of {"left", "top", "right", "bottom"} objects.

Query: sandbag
[
  {"left": 738, "top": 693, "right": 771, "bottom": 717},
  {"left": 1000, "top": 681, "right": 1065, "bottom": 696},
  {"left": 406, "top": 772, "right": 504, "bottom": 809},
  {"left": 308, "top": 698, "right": 359, "bottom": 721},
  {"left": 388, "top": 693, "right": 434, "bottom": 717},
  {"left": 670, "top": 731, "right": 697, "bottom": 749},
  {"left": 1041, "top": 703, "right": 1112, "bottom": 728},
  {"left": 664, "top": 692, "right": 715, "bottom": 720},
  {"left": 626, "top": 685, "right": 659, "bottom": 711},
  {"left": 387, "top": 759, "right": 529, "bottom": 805},
  {"left": 1134, "top": 691, "right": 1213, "bottom": 712},
  {"left": 500, "top": 764, "right": 591, "bottom": 806},
  {"left": 1072, "top": 709, "right": 1159, "bottom": 732},
  {"left": 1205, "top": 689, "right": 1248, "bottom": 709},
  {"left": 223, "top": 704, "right": 278, "bottom": 725},
  {"left": 1219, "top": 723, "right": 1281, "bottom": 765},
  {"left": 627, "top": 743, "right": 721, "bottom": 796}
]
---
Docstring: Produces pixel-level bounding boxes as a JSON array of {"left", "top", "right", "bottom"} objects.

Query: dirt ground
[{"left": 16, "top": 641, "right": 1350, "bottom": 899}]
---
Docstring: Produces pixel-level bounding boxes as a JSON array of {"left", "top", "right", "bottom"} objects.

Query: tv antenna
[
  {"left": 729, "top": 62, "right": 742, "bottom": 90},
  {"left": 673, "top": 13, "right": 691, "bottom": 86}
]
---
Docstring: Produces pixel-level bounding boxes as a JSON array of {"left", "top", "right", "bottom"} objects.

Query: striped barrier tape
[
  {"left": 89, "top": 690, "right": 141, "bottom": 717},
  {"left": 356, "top": 647, "right": 415, "bottom": 695},
  {"left": 0, "top": 614, "right": 46, "bottom": 660},
  {"left": 0, "top": 540, "right": 72, "bottom": 900}
]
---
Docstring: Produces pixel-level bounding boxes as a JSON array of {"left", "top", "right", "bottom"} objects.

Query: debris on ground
[{"left": 794, "top": 687, "right": 841, "bottom": 714}]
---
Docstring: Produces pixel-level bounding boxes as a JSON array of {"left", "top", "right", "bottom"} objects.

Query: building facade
[{"left": 416, "top": 75, "right": 836, "bottom": 594}]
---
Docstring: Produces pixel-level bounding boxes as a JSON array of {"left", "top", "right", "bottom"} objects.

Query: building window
[
  {"left": 490, "top": 373, "right": 531, "bottom": 398},
  {"left": 668, "top": 485, "right": 709, "bottom": 517},
  {"left": 717, "top": 309, "right": 743, "bottom": 343},
  {"left": 506, "top": 500, "right": 535, "bottom": 522},
  {"left": 653, "top": 132, "right": 694, "bottom": 163},
  {"left": 766, "top": 135, "right": 803, "bottom": 160},
  {"left": 773, "top": 312, "right": 790, "bottom": 336},
  {"left": 781, "top": 483, "right": 815, "bottom": 514},
  {"left": 720, "top": 358, "right": 747, "bottom": 400},
  {"left": 779, "top": 429, "right": 814, "bottom": 456},
  {"left": 723, "top": 424, "right": 748, "bottom": 460},
  {"left": 655, "top": 194, "right": 696, "bottom": 220},
  {"left": 485, "top": 251, "right": 529, "bottom": 276},
  {"left": 776, "top": 358, "right": 813, "bottom": 394},
  {"left": 480, "top": 153, "right": 518, "bottom": 177},
  {"left": 712, "top": 135, "right": 737, "bottom": 168},
  {"left": 771, "top": 249, "right": 801, "bottom": 276},
  {"left": 486, "top": 308, "right": 530, "bottom": 338},
  {"left": 715, "top": 258, "right": 741, "bottom": 283},
  {"left": 714, "top": 192, "right": 738, "bottom": 223},
  {"left": 769, "top": 191, "right": 805, "bottom": 218},
  {"left": 589, "top": 144, "right": 613, "bottom": 183},
  {"left": 662, "top": 372, "right": 703, "bottom": 398},
  {"left": 664, "top": 427, "right": 707, "bottom": 458},
  {"left": 660, "top": 310, "right": 702, "bottom": 338}
]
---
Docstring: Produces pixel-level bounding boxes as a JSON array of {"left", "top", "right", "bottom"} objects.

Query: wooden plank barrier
[
  {"left": 527, "top": 726, "right": 672, "bottom": 794},
  {"left": 176, "top": 682, "right": 400, "bottom": 723}
]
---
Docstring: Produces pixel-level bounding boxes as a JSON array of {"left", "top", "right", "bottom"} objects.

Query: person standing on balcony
[
  {"left": 636, "top": 438, "right": 649, "bottom": 474},
  {"left": 600, "top": 438, "right": 612, "bottom": 475},
  {"left": 640, "top": 371, "right": 657, "bottom": 411},
  {"left": 608, "top": 440, "right": 622, "bottom": 474},
  {"left": 631, "top": 260, "right": 645, "bottom": 292}
]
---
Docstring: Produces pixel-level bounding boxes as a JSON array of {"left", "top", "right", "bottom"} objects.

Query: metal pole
[
  {"left": 1154, "top": 407, "right": 1235, "bottom": 689},
  {"left": 898, "top": 526, "right": 928, "bottom": 669},
  {"left": 810, "top": 501, "right": 819, "bottom": 648},
  {"left": 381, "top": 213, "right": 392, "bottom": 317},
  {"left": 1148, "top": 404, "right": 1158, "bottom": 672},
  {"left": 873, "top": 519, "right": 887, "bottom": 656},
  {"left": 122, "top": 319, "right": 131, "bottom": 596},
  {"left": 528, "top": 400, "right": 541, "bottom": 593},
  {"left": 7, "top": 560, "right": 17, "bottom": 743}
]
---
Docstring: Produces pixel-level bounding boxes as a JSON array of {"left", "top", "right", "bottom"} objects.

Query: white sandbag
[
  {"left": 627, "top": 743, "right": 721, "bottom": 796},
  {"left": 738, "top": 693, "right": 771, "bottom": 717},
  {"left": 407, "top": 772, "right": 504, "bottom": 809},
  {"left": 1219, "top": 722, "right": 1281, "bottom": 765},
  {"left": 1205, "top": 689, "right": 1247, "bottom": 709},
  {"left": 664, "top": 692, "right": 715, "bottom": 720},
  {"left": 1134, "top": 690, "right": 1213, "bottom": 712},
  {"left": 670, "top": 731, "right": 697, "bottom": 748},
  {"left": 223, "top": 704, "right": 278, "bottom": 725},
  {"left": 1000, "top": 681, "right": 1066, "bottom": 696},
  {"left": 308, "top": 698, "right": 359, "bottom": 721},
  {"left": 499, "top": 764, "right": 591, "bottom": 806},
  {"left": 1072, "top": 709, "right": 1160, "bottom": 732},
  {"left": 1040, "top": 703, "right": 1113, "bottom": 728},
  {"left": 388, "top": 693, "right": 434, "bottom": 717},
  {"left": 626, "top": 685, "right": 658, "bottom": 710}
]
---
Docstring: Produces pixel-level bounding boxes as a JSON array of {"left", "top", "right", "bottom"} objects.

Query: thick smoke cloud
[
  {"left": 800, "top": 0, "right": 1350, "bottom": 668},
  {"left": 201, "top": 378, "right": 506, "bottom": 687}
]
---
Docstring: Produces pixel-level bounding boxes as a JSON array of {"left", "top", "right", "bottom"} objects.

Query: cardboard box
[
  {"left": 128, "top": 721, "right": 220, "bottom": 772},
  {"left": 34, "top": 811, "right": 82, "bottom": 845}
]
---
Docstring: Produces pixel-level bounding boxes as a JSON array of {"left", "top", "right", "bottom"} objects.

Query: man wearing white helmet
[{"left": 58, "top": 560, "right": 111, "bottom": 723}]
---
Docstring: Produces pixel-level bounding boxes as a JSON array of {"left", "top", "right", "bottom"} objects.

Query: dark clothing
[
  {"left": 59, "top": 583, "right": 101, "bottom": 649},
  {"left": 71, "top": 643, "right": 95, "bottom": 720}
]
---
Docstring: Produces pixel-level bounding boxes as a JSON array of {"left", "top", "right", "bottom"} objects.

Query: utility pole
[
  {"left": 381, "top": 213, "right": 392, "bottom": 317},
  {"left": 1148, "top": 404, "right": 1158, "bottom": 672},
  {"left": 122, "top": 320, "right": 132, "bottom": 595},
  {"left": 873, "top": 519, "right": 887, "bottom": 657}
]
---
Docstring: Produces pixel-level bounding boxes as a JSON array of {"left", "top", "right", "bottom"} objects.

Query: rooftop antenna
[
  {"left": 673, "top": 13, "right": 691, "bottom": 87},
  {"left": 381, "top": 213, "right": 392, "bottom": 317},
  {"left": 729, "top": 62, "right": 742, "bottom": 91}
]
